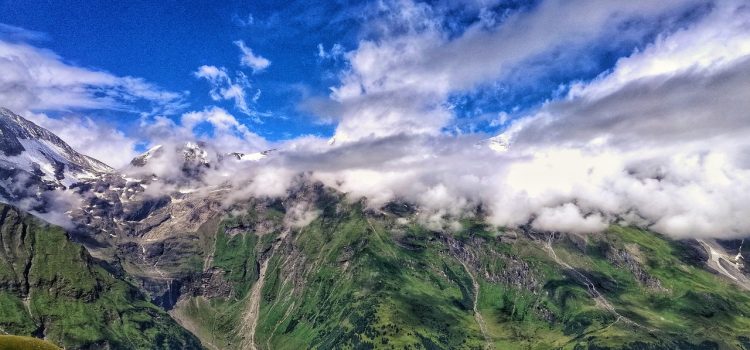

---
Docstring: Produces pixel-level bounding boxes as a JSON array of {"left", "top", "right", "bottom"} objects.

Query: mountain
[
  {"left": 158, "top": 192, "right": 750, "bottom": 350},
  {"left": 0, "top": 108, "right": 112, "bottom": 207},
  {"left": 0, "top": 203, "right": 201, "bottom": 349},
  {"left": 1, "top": 108, "right": 750, "bottom": 349},
  {"left": 227, "top": 149, "right": 274, "bottom": 162},
  {"left": 0, "top": 108, "right": 111, "bottom": 184},
  {"left": 128, "top": 142, "right": 213, "bottom": 180}
]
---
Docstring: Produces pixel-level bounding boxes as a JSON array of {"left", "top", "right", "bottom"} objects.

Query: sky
[
  {"left": 1, "top": 0, "right": 705, "bottom": 156},
  {"left": 1, "top": 0, "right": 750, "bottom": 239}
]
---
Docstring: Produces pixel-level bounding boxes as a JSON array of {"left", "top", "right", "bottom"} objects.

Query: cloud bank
[{"left": 194, "top": 0, "right": 749, "bottom": 239}]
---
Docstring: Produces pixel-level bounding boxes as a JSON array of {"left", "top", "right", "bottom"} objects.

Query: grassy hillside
[
  {"left": 0, "top": 204, "right": 202, "bottom": 349},
  {"left": 171, "top": 193, "right": 750, "bottom": 350},
  {"left": 0, "top": 335, "right": 60, "bottom": 350}
]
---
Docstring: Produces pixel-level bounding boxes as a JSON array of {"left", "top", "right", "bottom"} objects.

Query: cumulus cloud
[
  {"left": 532, "top": 204, "right": 608, "bottom": 235},
  {"left": 234, "top": 40, "right": 271, "bottom": 72},
  {"left": 320, "top": 0, "right": 705, "bottom": 142},
  {"left": 137, "top": 106, "right": 268, "bottom": 157},
  {"left": 222, "top": 0, "right": 748, "bottom": 239},
  {"left": 317, "top": 43, "right": 345, "bottom": 61}
]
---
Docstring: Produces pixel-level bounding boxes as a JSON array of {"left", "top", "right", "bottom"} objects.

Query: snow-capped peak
[
  {"left": 0, "top": 107, "right": 113, "bottom": 188},
  {"left": 227, "top": 149, "right": 276, "bottom": 162}
]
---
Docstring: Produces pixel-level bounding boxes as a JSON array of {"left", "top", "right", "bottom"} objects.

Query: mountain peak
[
  {"left": 0, "top": 108, "right": 112, "bottom": 182},
  {"left": 0, "top": 107, "right": 115, "bottom": 207}
]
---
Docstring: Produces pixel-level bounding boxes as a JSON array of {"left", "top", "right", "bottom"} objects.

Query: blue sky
[{"left": 0, "top": 0, "right": 369, "bottom": 139}]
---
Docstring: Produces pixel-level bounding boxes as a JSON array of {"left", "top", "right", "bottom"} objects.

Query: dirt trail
[
  {"left": 459, "top": 260, "right": 492, "bottom": 349},
  {"left": 239, "top": 229, "right": 290, "bottom": 350}
]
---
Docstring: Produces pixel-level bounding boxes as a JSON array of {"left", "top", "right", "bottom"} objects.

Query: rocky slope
[
  {"left": 0, "top": 108, "right": 111, "bottom": 205},
  {"left": 0, "top": 203, "right": 201, "bottom": 349}
]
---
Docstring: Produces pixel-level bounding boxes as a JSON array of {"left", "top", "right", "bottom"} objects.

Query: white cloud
[
  {"left": 0, "top": 40, "right": 186, "bottom": 114},
  {"left": 317, "top": 43, "right": 345, "bottom": 61},
  {"left": 194, "top": 65, "right": 258, "bottom": 118},
  {"left": 285, "top": 201, "right": 321, "bottom": 228},
  {"left": 0, "top": 36, "right": 183, "bottom": 169},
  {"left": 232, "top": 13, "right": 254, "bottom": 27},
  {"left": 320, "top": 0, "right": 704, "bottom": 143},
  {"left": 532, "top": 204, "right": 608, "bottom": 234},
  {"left": 237, "top": 0, "right": 750, "bottom": 239},
  {"left": 7, "top": 2, "right": 750, "bottom": 241},
  {"left": 0, "top": 23, "right": 49, "bottom": 42},
  {"left": 234, "top": 40, "right": 270, "bottom": 72},
  {"left": 24, "top": 112, "right": 140, "bottom": 169},
  {"left": 568, "top": 1, "right": 750, "bottom": 101},
  {"left": 179, "top": 107, "right": 267, "bottom": 152}
]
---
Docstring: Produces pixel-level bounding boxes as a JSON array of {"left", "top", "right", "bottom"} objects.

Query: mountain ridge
[{"left": 1, "top": 108, "right": 750, "bottom": 349}]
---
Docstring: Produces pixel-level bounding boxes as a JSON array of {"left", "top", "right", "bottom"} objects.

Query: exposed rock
[
  {"left": 444, "top": 235, "right": 542, "bottom": 293},
  {"left": 606, "top": 245, "right": 667, "bottom": 292}
]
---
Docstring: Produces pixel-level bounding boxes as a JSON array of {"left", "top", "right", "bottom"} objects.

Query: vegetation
[
  {"left": 0, "top": 204, "right": 201, "bottom": 349},
  {"left": 0, "top": 335, "right": 60, "bottom": 350},
  {"left": 7, "top": 192, "right": 750, "bottom": 349},
  {"left": 174, "top": 192, "right": 750, "bottom": 349}
]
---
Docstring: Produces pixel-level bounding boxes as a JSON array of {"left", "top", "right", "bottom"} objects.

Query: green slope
[
  {"left": 0, "top": 335, "right": 60, "bottom": 350},
  {"left": 0, "top": 204, "right": 202, "bottom": 349},
  {"left": 170, "top": 195, "right": 750, "bottom": 349}
]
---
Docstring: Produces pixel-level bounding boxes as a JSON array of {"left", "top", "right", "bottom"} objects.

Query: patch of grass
[
  {"left": 550, "top": 225, "right": 750, "bottom": 348},
  {"left": 0, "top": 335, "right": 60, "bottom": 350},
  {"left": 213, "top": 227, "right": 259, "bottom": 299}
]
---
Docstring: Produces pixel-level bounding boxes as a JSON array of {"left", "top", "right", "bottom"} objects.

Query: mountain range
[{"left": 1, "top": 107, "right": 750, "bottom": 349}]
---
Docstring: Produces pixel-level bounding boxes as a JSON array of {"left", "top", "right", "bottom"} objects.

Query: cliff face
[{"left": 0, "top": 203, "right": 201, "bottom": 350}]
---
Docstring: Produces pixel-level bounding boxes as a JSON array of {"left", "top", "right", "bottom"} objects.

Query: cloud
[
  {"left": 532, "top": 204, "right": 608, "bottom": 234},
  {"left": 7, "top": 2, "right": 749, "bottom": 241},
  {"left": 505, "top": 0, "right": 750, "bottom": 150},
  {"left": 223, "top": 0, "right": 749, "bottom": 239},
  {"left": 232, "top": 13, "right": 255, "bottom": 27},
  {"left": 137, "top": 106, "right": 268, "bottom": 156},
  {"left": 194, "top": 65, "right": 259, "bottom": 118},
  {"left": 0, "top": 34, "right": 184, "bottom": 168},
  {"left": 284, "top": 201, "right": 321, "bottom": 228},
  {"left": 234, "top": 40, "right": 271, "bottom": 72},
  {"left": 0, "top": 39, "right": 186, "bottom": 114},
  {"left": 24, "top": 112, "right": 140, "bottom": 169},
  {"left": 321, "top": 0, "right": 705, "bottom": 142},
  {"left": 317, "top": 43, "right": 345, "bottom": 61},
  {"left": 0, "top": 23, "right": 49, "bottom": 42},
  {"left": 179, "top": 107, "right": 267, "bottom": 151}
]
